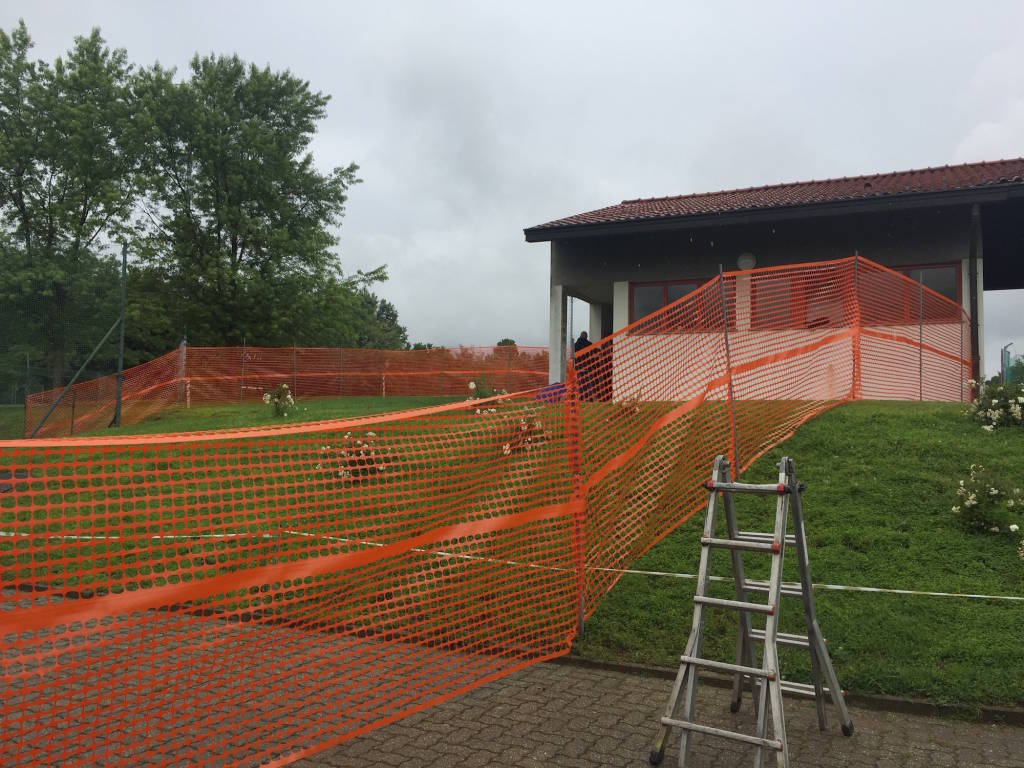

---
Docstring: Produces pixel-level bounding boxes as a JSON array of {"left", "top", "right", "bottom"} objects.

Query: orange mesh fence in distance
[
  {"left": 1, "top": 256, "right": 969, "bottom": 766},
  {"left": 24, "top": 345, "right": 550, "bottom": 438}
]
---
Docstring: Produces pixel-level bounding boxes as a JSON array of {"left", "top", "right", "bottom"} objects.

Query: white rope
[
  {"left": 4, "top": 529, "right": 1021, "bottom": 603},
  {"left": 589, "top": 566, "right": 1024, "bottom": 602}
]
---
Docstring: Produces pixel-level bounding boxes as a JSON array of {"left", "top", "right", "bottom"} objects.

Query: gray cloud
[{"left": 8, "top": 0, "right": 1024, "bottom": 368}]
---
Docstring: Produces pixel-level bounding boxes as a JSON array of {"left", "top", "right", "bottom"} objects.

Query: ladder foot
[
  {"left": 649, "top": 748, "right": 665, "bottom": 765},
  {"left": 841, "top": 722, "right": 854, "bottom": 737}
]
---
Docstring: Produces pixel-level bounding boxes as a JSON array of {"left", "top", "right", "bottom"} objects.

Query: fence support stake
[
  {"left": 112, "top": 243, "right": 127, "bottom": 427},
  {"left": 718, "top": 265, "right": 741, "bottom": 475},
  {"left": 918, "top": 275, "right": 924, "bottom": 402},
  {"left": 852, "top": 254, "right": 862, "bottom": 400},
  {"left": 565, "top": 360, "right": 586, "bottom": 637},
  {"left": 240, "top": 338, "right": 246, "bottom": 402},
  {"left": 960, "top": 312, "right": 965, "bottom": 403}
]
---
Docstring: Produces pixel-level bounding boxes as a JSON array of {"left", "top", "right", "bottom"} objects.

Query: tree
[
  {"left": 496, "top": 338, "right": 517, "bottom": 346},
  {"left": 133, "top": 54, "right": 362, "bottom": 347},
  {"left": 0, "top": 22, "right": 138, "bottom": 387}
]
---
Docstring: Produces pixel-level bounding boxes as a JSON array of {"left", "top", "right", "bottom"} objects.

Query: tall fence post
[
  {"left": 292, "top": 343, "right": 297, "bottom": 395},
  {"left": 339, "top": 348, "right": 344, "bottom": 396},
  {"left": 718, "top": 266, "right": 741, "bottom": 475},
  {"left": 918, "top": 275, "right": 924, "bottom": 402},
  {"left": 240, "top": 338, "right": 246, "bottom": 402},
  {"left": 565, "top": 360, "right": 586, "bottom": 637},
  {"left": 959, "top": 312, "right": 965, "bottom": 403},
  {"left": 177, "top": 338, "right": 187, "bottom": 405},
  {"left": 852, "top": 254, "right": 862, "bottom": 400},
  {"left": 69, "top": 391, "right": 76, "bottom": 435},
  {"left": 112, "top": 243, "right": 127, "bottom": 427}
]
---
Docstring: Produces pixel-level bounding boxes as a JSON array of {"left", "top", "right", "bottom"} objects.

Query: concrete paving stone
[{"left": 293, "top": 662, "right": 1024, "bottom": 768}]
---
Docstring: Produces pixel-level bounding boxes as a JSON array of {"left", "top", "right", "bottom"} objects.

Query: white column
[
  {"left": 549, "top": 283, "right": 567, "bottom": 383},
  {"left": 589, "top": 303, "right": 604, "bottom": 340},
  {"left": 612, "top": 281, "right": 629, "bottom": 331}
]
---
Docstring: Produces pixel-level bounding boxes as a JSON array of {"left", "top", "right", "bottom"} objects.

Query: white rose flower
[
  {"left": 982, "top": 425, "right": 995, "bottom": 432},
  {"left": 1010, "top": 524, "right": 1020, "bottom": 533},
  {"left": 263, "top": 393, "right": 271, "bottom": 404},
  {"left": 468, "top": 381, "right": 476, "bottom": 390}
]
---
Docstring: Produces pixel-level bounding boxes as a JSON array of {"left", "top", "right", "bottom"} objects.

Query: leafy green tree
[
  {"left": 496, "top": 338, "right": 517, "bottom": 346},
  {"left": 0, "top": 22, "right": 138, "bottom": 387},
  {"left": 133, "top": 54, "right": 362, "bottom": 347}
]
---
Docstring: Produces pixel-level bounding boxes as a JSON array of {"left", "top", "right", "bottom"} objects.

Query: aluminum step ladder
[{"left": 650, "top": 455, "right": 853, "bottom": 768}]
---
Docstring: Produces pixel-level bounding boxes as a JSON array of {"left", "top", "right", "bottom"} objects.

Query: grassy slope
[{"left": 574, "top": 401, "right": 1024, "bottom": 707}]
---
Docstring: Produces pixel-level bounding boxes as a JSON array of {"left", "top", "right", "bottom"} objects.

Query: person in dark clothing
[{"left": 574, "top": 331, "right": 592, "bottom": 354}]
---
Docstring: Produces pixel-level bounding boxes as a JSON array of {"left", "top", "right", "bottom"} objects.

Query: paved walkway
[{"left": 296, "top": 662, "right": 1023, "bottom": 768}]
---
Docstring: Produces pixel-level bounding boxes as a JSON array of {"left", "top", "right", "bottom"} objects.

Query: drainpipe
[{"left": 967, "top": 204, "right": 981, "bottom": 383}]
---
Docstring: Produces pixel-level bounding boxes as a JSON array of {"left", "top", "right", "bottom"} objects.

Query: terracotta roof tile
[{"left": 527, "top": 158, "right": 1024, "bottom": 233}]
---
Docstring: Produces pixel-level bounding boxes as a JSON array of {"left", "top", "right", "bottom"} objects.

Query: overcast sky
[{"left": 8, "top": 1, "right": 1024, "bottom": 374}]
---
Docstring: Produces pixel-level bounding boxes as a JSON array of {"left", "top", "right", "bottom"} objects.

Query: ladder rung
[
  {"left": 701, "top": 536, "right": 778, "bottom": 553},
  {"left": 738, "top": 531, "right": 797, "bottom": 546},
  {"left": 705, "top": 481, "right": 788, "bottom": 496},
  {"left": 749, "top": 629, "right": 810, "bottom": 649},
  {"left": 660, "top": 717, "right": 784, "bottom": 751},
  {"left": 780, "top": 679, "right": 842, "bottom": 698},
  {"left": 679, "top": 655, "right": 775, "bottom": 680},
  {"left": 744, "top": 579, "right": 804, "bottom": 597},
  {"left": 694, "top": 595, "right": 774, "bottom": 615}
]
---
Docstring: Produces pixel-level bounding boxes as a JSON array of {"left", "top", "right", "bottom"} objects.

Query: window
[
  {"left": 898, "top": 264, "right": 959, "bottom": 304},
  {"left": 629, "top": 280, "right": 704, "bottom": 323},
  {"left": 751, "top": 275, "right": 801, "bottom": 330}
]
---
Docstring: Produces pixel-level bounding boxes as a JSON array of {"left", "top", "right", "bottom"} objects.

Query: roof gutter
[{"left": 523, "top": 183, "right": 1024, "bottom": 243}]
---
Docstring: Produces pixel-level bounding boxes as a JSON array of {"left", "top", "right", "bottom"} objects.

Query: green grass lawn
[
  {"left": 73, "top": 395, "right": 465, "bottom": 437},
  {"left": 574, "top": 401, "right": 1024, "bottom": 708},
  {"left": 0, "top": 404, "right": 24, "bottom": 440}
]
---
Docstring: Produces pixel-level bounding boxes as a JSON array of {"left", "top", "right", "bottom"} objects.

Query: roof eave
[{"left": 523, "top": 183, "right": 1024, "bottom": 243}]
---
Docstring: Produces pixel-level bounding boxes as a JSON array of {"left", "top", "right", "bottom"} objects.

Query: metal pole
[
  {"left": 240, "top": 337, "right": 246, "bottom": 402},
  {"left": 112, "top": 244, "right": 127, "bottom": 427},
  {"left": 564, "top": 360, "right": 585, "bottom": 637},
  {"left": 959, "top": 314, "right": 964, "bottom": 403},
  {"left": 70, "top": 391, "right": 76, "bottom": 435},
  {"left": 852, "top": 254, "right": 861, "bottom": 400},
  {"left": 177, "top": 338, "right": 187, "bottom": 405},
  {"left": 918, "top": 275, "right": 924, "bottom": 402},
  {"left": 339, "top": 348, "right": 344, "bottom": 396},
  {"left": 292, "top": 343, "right": 297, "bottom": 395},
  {"left": 718, "top": 265, "right": 741, "bottom": 475},
  {"left": 29, "top": 314, "right": 122, "bottom": 438}
]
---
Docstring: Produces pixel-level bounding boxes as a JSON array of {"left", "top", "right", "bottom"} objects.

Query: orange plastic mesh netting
[
  {"left": 0, "top": 256, "right": 969, "bottom": 766},
  {"left": 24, "top": 345, "right": 549, "bottom": 438}
]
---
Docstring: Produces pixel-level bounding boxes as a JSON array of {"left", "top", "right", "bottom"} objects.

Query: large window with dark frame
[
  {"left": 896, "top": 263, "right": 959, "bottom": 304},
  {"left": 629, "top": 280, "right": 705, "bottom": 323}
]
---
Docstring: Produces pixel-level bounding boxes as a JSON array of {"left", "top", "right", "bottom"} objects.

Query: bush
[
  {"left": 466, "top": 377, "right": 506, "bottom": 400},
  {"left": 952, "top": 463, "right": 1022, "bottom": 534},
  {"left": 262, "top": 383, "right": 295, "bottom": 416},
  {"left": 965, "top": 376, "right": 1024, "bottom": 431}
]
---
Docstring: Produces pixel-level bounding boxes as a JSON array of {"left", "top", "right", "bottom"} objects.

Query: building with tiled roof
[{"left": 526, "top": 158, "right": 1024, "bottom": 383}]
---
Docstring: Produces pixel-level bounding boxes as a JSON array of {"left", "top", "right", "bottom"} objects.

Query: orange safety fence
[
  {"left": 0, "top": 256, "right": 969, "bottom": 766},
  {"left": 24, "top": 345, "right": 550, "bottom": 438}
]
